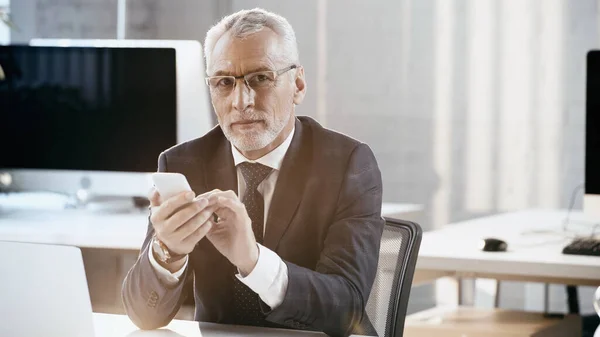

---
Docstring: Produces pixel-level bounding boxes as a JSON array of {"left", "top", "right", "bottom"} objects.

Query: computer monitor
[
  {"left": 585, "top": 50, "right": 600, "bottom": 218},
  {"left": 0, "top": 40, "right": 212, "bottom": 205}
]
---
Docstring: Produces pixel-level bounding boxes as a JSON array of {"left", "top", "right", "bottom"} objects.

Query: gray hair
[{"left": 204, "top": 8, "right": 299, "bottom": 74}]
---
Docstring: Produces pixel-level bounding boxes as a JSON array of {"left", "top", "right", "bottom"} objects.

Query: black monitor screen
[
  {"left": 587, "top": 51, "right": 600, "bottom": 194},
  {"left": 0, "top": 45, "right": 177, "bottom": 172}
]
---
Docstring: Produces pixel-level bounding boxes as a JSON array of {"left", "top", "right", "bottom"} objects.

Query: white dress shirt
[{"left": 149, "top": 127, "right": 295, "bottom": 309}]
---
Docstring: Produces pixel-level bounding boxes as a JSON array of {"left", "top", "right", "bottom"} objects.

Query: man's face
[{"left": 208, "top": 28, "right": 302, "bottom": 152}]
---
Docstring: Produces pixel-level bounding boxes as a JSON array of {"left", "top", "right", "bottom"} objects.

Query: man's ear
[{"left": 293, "top": 66, "right": 306, "bottom": 105}]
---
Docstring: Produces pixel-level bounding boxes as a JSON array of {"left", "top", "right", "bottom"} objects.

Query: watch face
[{"left": 152, "top": 238, "right": 170, "bottom": 263}]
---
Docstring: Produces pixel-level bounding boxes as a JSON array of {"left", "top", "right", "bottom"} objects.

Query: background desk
[
  {"left": 411, "top": 209, "right": 600, "bottom": 287},
  {"left": 404, "top": 208, "right": 600, "bottom": 319},
  {"left": 93, "top": 313, "right": 371, "bottom": 337}
]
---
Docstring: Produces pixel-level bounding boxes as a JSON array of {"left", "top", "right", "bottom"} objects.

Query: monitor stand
[
  {"left": 584, "top": 194, "right": 600, "bottom": 219},
  {"left": 68, "top": 189, "right": 146, "bottom": 214},
  {"left": 0, "top": 189, "right": 147, "bottom": 215}
]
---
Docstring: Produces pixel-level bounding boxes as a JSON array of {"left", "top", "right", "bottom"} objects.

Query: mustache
[{"left": 229, "top": 112, "right": 266, "bottom": 123}]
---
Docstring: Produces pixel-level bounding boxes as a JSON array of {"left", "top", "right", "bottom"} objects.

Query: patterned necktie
[{"left": 232, "top": 162, "right": 273, "bottom": 326}]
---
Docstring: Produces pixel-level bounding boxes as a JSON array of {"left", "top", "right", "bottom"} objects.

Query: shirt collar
[{"left": 231, "top": 127, "right": 295, "bottom": 171}]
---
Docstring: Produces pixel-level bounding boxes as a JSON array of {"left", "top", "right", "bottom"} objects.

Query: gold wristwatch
[{"left": 151, "top": 234, "right": 186, "bottom": 264}]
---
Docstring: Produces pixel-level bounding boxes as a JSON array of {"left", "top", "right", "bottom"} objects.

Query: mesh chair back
[{"left": 365, "top": 217, "right": 422, "bottom": 337}]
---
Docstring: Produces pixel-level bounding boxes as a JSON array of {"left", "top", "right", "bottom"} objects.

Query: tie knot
[{"left": 238, "top": 162, "right": 273, "bottom": 189}]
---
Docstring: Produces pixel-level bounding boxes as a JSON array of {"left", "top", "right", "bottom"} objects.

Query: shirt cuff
[
  {"left": 148, "top": 243, "right": 188, "bottom": 285},
  {"left": 236, "top": 243, "right": 288, "bottom": 309}
]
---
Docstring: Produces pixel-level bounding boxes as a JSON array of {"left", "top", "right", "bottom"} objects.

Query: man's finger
[
  {"left": 215, "top": 195, "right": 245, "bottom": 213},
  {"left": 164, "top": 199, "right": 210, "bottom": 233},
  {"left": 156, "top": 190, "right": 195, "bottom": 221},
  {"left": 171, "top": 203, "right": 218, "bottom": 234},
  {"left": 206, "top": 190, "right": 238, "bottom": 206},
  {"left": 188, "top": 205, "right": 220, "bottom": 230},
  {"left": 149, "top": 188, "right": 161, "bottom": 207},
  {"left": 223, "top": 190, "right": 237, "bottom": 199},
  {"left": 182, "top": 218, "right": 213, "bottom": 245},
  {"left": 194, "top": 189, "right": 222, "bottom": 202}
]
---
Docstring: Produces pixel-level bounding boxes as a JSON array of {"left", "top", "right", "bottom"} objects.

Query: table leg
[
  {"left": 566, "top": 285, "right": 579, "bottom": 314},
  {"left": 494, "top": 281, "right": 501, "bottom": 308},
  {"left": 460, "top": 278, "right": 476, "bottom": 306},
  {"left": 457, "top": 277, "right": 463, "bottom": 305},
  {"left": 544, "top": 283, "right": 549, "bottom": 313}
]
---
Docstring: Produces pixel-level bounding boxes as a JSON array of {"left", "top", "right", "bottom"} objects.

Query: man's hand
[
  {"left": 149, "top": 188, "right": 217, "bottom": 259},
  {"left": 205, "top": 190, "right": 259, "bottom": 276}
]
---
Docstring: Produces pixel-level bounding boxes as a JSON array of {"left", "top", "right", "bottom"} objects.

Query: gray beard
[{"left": 223, "top": 112, "right": 292, "bottom": 152}]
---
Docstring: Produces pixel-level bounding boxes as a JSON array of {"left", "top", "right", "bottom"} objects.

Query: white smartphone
[{"left": 151, "top": 172, "right": 192, "bottom": 200}]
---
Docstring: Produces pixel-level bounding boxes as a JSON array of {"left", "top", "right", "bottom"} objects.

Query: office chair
[{"left": 366, "top": 217, "right": 423, "bottom": 337}]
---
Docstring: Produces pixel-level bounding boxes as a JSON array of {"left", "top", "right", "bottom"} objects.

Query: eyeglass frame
[{"left": 204, "top": 64, "right": 298, "bottom": 94}]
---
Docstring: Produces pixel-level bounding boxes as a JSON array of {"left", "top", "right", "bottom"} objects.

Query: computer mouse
[{"left": 479, "top": 238, "right": 508, "bottom": 252}]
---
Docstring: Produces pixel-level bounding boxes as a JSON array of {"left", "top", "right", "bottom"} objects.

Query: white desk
[
  {"left": 0, "top": 198, "right": 422, "bottom": 318},
  {"left": 93, "top": 313, "right": 370, "bottom": 337},
  {"left": 0, "top": 208, "right": 148, "bottom": 250},
  {"left": 381, "top": 202, "right": 423, "bottom": 222},
  {"left": 411, "top": 209, "right": 600, "bottom": 287},
  {"left": 0, "top": 202, "right": 421, "bottom": 250}
]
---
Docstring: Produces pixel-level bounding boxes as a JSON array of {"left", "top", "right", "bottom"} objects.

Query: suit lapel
[
  {"left": 204, "top": 132, "right": 238, "bottom": 194},
  {"left": 161, "top": 127, "right": 237, "bottom": 195},
  {"left": 195, "top": 130, "right": 238, "bottom": 312},
  {"left": 264, "top": 118, "right": 312, "bottom": 250},
  {"left": 164, "top": 154, "right": 205, "bottom": 195}
]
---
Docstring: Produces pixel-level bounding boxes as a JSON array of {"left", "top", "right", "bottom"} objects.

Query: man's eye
[
  {"left": 217, "top": 78, "right": 234, "bottom": 87},
  {"left": 248, "top": 74, "right": 273, "bottom": 84}
]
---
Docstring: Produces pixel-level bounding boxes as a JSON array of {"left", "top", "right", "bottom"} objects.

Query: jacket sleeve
[
  {"left": 264, "top": 143, "right": 384, "bottom": 337},
  {"left": 121, "top": 152, "right": 193, "bottom": 329}
]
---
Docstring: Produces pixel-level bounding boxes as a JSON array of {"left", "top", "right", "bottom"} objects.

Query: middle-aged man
[{"left": 122, "top": 8, "right": 384, "bottom": 337}]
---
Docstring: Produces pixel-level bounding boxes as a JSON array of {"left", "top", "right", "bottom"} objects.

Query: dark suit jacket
[{"left": 122, "top": 116, "right": 384, "bottom": 337}]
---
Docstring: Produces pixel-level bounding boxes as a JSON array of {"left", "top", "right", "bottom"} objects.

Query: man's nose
[{"left": 231, "top": 79, "right": 255, "bottom": 112}]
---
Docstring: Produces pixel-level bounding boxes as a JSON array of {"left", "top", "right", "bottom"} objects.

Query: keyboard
[{"left": 562, "top": 238, "right": 600, "bottom": 256}]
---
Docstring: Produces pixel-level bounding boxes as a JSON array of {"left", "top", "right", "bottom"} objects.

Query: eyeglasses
[{"left": 205, "top": 65, "right": 298, "bottom": 96}]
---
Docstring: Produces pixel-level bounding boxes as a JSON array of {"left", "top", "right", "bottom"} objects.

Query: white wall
[
  {"left": 11, "top": 0, "right": 118, "bottom": 41},
  {"left": 0, "top": 0, "right": 10, "bottom": 44},
  {"left": 10, "top": 0, "right": 219, "bottom": 43},
  {"left": 125, "top": 0, "right": 222, "bottom": 43},
  {"left": 322, "top": 0, "right": 597, "bottom": 313}
]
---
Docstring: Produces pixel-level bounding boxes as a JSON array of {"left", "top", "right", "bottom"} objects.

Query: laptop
[{"left": 0, "top": 241, "right": 96, "bottom": 337}]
